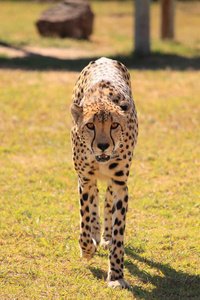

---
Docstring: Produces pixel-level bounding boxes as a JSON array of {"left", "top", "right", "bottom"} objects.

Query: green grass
[{"left": 0, "top": 1, "right": 200, "bottom": 299}]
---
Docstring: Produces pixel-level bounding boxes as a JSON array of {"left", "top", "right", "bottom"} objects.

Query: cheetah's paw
[
  {"left": 107, "top": 279, "right": 130, "bottom": 289},
  {"left": 101, "top": 237, "right": 112, "bottom": 249},
  {"left": 81, "top": 238, "right": 97, "bottom": 261}
]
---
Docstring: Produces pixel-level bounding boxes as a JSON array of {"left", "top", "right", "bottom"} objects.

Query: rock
[{"left": 36, "top": 0, "right": 94, "bottom": 39}]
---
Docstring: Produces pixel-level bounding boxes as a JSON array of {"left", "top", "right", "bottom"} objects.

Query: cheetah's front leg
[
  {"left": 78, "top": 179, "right": 99, "bottom": 261},
  {"left": 90, "top": 182, "right": 101, "bottom": 245},
  {"left": 101, "top": 184, "right": 113, "bottom": 249},
  {"left": 107, "top": 184, "right": 129, "bottom": 288}
]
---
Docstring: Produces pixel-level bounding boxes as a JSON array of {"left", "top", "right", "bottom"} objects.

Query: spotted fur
[{"left": 70, "top": 57, "right": 138, "bottom": 288}]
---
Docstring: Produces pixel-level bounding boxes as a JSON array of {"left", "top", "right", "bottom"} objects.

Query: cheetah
[{"left": 70, "top": 57, "right": 138, "bottom": 288}]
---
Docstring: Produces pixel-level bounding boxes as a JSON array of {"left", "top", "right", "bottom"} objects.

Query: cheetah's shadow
[
  {"left": 89, "top": 245, "right": 200, "bottom": 299},
  {"left": 125, "top": 246, "right": 200, "bottom": 299}
]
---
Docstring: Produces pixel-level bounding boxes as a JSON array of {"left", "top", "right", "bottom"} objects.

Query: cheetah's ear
[
  {"left": 119, "top": 101, "right": 130, "bottom": 112},
  {"left": 71, "top": 103, "right": 83, "bottom": 124}
]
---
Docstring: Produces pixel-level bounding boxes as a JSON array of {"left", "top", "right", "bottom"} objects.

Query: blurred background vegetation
[{"left": 0, "top": 0, "right": 200, "bottom": 70}]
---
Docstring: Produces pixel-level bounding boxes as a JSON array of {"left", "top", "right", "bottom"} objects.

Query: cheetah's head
[{"left": 71, "top": 99, "right": 130, "bottom": 163}]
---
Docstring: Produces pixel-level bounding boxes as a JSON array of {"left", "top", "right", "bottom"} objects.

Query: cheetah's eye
[
  {"left": 111, "top": 123, "right": 119, "bottom": 130},
  {"left": 86, "top": 123, "right": 95, "bottom": 130}
]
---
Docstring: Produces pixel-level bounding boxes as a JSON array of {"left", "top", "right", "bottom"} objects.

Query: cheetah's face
[
  {"left": 71, "top": 101, "right": 129, "bottom": 163},
  {"left": 82, "top": 114, "right": 124, "bottom": 163}
]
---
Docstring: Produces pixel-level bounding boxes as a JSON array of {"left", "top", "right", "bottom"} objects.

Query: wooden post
[
  {"left": 134, "top": 0, "right": 150, "bottom": 56},
  {"left": 161, "top": 0, "right": 175, "bottom": 39}
]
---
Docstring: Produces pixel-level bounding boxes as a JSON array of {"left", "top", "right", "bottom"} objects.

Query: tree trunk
[
  {"left": 134, "top": 0, "right": 150, "bottom": 56},
  {"left": 161, "top": 0, "right": 175, "bottom": 39}
]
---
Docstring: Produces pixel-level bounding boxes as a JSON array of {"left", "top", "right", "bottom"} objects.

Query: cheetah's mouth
[{"left": 95, "top": 154, "right": 110, "bottom": 163}]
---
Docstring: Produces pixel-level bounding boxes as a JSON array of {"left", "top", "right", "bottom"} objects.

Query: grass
[{"left": 0, "top": 1, "right": 200, "bottom": 299}]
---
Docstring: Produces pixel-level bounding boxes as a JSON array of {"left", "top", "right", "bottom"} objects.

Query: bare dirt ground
[{"left": 0, "top": 44, "right": 92, "bottom": 59}]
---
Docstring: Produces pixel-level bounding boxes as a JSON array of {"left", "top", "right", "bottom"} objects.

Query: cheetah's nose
[{"left": 97, "top": 143, "right": 109, "bottom": 151}]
